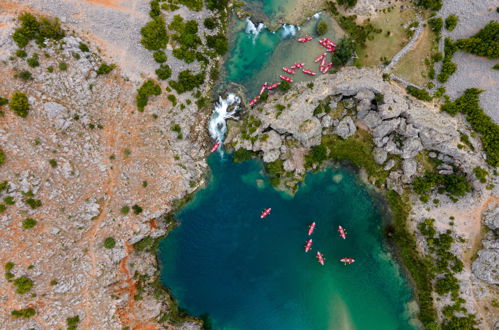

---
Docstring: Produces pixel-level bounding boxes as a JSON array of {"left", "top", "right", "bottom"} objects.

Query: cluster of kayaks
[
  {"left": 247, "top": 36, "right": 337, "bottom": 108},
  {"left": 261, "top": 209, "right": 355, "bottom": 266}
]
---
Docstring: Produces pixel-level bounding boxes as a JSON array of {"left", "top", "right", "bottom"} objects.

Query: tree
[
  {"left": 22, "top": 218, "right": 37, "bottom": 229},
  {"left": 417, "top": 0, "right": 442, "bottom": 10},
  {"left": 9, "top": 91, "right": 30, "bottom": 118},
  {"left": 11, "top": 308, "right": 36, "bottom": 318},
  {"left": 337, "top": 0, "right": 357, "bottom": 8},
  {"left": 455, "top": 21, "right": 499, "bottom": 59},
  {"left": 204, "top": 17, "right": 217, "bottom": 30},
  {"left": 153, "top": 50, "right": 167, "bottom": 63},
  {"left": 428, "top": 17, "right": 443, "bottom": 34},
  {"left": 136, "top": 79, "right": 161, "bottom": 112},
  {"left": 206, "top": 34, "right": 228, "bottom": 55},
  {"left": 132, "top": 204, "right": 143, "bottom": 215},
  {"left": 445, "top": 15, "right": 459, "bottom": 31},
  {"left": 13, "top": 275, "right": 34, "bottom": 294},
  {"left": 155, "top": 64, "right": 172, "bottom": 80},
  {"left": 332, "top": 38, "right": 355, "bottom": 66},
  {"left": 316, "top": 21, "right": 328, "bottom": 36},
  {"left": 435, "top": 273, "right": 459, "bottom": 295},
  {"left": 103, "top": 237, "right": 116, "bottom": 249},
  {"left": 96, "top": 63, "right": 116, "bottom": 75},
  {"left": 140, "top": 17, "right": 168, "bottom": 51},
  {"left": 168, "top": 70, "right": 204, "bottom": 94}
]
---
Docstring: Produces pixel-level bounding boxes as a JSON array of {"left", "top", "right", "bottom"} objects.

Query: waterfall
[
  {"left": 280, "top": 24, "right": 299, "bottom": 39},
  {"left": 245, "top": 18, "right": 265, "bottom": 43},
  {"left": 208, "top": 93, "right": 241, "bottom": 145},
  {"left": 313, "top": 12, "right": 321, "bottom": 20}
]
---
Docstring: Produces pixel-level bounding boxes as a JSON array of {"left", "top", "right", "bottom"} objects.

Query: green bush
[
  {"left": 178, "top": 0, "right": 203, "bottom": 11},
  {"left": 11, "top": 307, "right": 36, "bottom": 318},
  {"left": 149, "top": 0, "right": 161, "bottom": 18},
  {"left": 24, "top": 198, "right": 42, "bottom": 209},
  {"left": 5, "top": 261, "right": 14, "bottom": 271},
  {"left": 96, "top": 63, "right": 116, "bottom": 75},
  {"left": 16, "top": 49, "right": 27, "bottom": 58},
  {"left": 22, "top": 218, "right": 37, "bottom": 229},
  {"left": 305, "top": 144, "right": 328, "bottom": 167},
  {"left": 336, "top": 0, "right": 357, "bottom": 8},
  {"left": 153, "top": 50, "right": 167, "bottom": 63},
  {"left": 455, "top": 21, "right": 499, "bottom": 59},
  {"left": 15, "top": 70, "right": 33, "bottom": 81},
  {"left": 445, "top": 15, "right": 459, "bottom": 31},
  {"left": 278, "top": 81, "right": 291, "bottom": 91},
  {"left": 120, "top": 206, "right": 130, "bottom": 215},
  {"left": 140, "top": 17, "right": 168, "bottom": 51},
  {"left": 206, "top": 0, "right": 228, "bottom": 11},
  {"left": 136, "top": 79, "right": 161, "bottom": 112},
  {"left": 494, "top": 63, "right": 499, "bottom": 70},
  {"left": 59, "top": 62, "right": 67, "bottom": 71},
  {"left": 155, "top": 64, "right": 172, "bottom": 80},
  {"left": 316, "top": 21, "right": 328, "bottom": 36},
  {"left": 473, "top": 167, "right": 488, "bottom": 183},
  {"left": 167, "top": 94, "right": 177, "bottom": 106},
  {"left": 9, "top": 91, "right": 30, "bottom": 117},
  {"left": 437, "top": 59, "right": 457, "bottom": 83},
  {"left": 168, "top": 70, "right": 204, "bottom": 94},
  {"left": 331, "top": 38, "right": 355, "bottom": 66},
  {"left": 206, "top": 34, "right": 228, "bottom": 55},
  {"left": 435, "top": 273, "right": 459, "bottom": 295},
  {"left": 49, "top": 159, "right": 57, "bottom": 168},
  {"left": 0, "top": 148, "right": 5, "bottom": 166},
  {"left": 442, "top": 89, "right": 498, "bottom": 166},
  {"left": 103, "top": 237, "right": 116, "bottom": 249},
  {"left": 417, "top": 0, "right": 442, "bottom": 10},
  {"left": 12, "top": 13, "right": 64, "bottom": 48},
  {"left": 13, "top": 275, "right": 33, "bottom": 294},
  {"left": 428, "top": 17, "right": 443, "bottom": 34},
  {"left": 67, "top": 315, "right": 80, "bottom": 330},
  {"left": 333, "top": 15, "right": 379, "bottom": 49},
  {"left": 407, "top": 86, "right": 432, "bottom": 101},
  {"left": 204, "top": 17, "right": 217, "bottom": 30},
  {"left": 27, "top": 54, "right": 40, "bottom": 67},
  {"left": 232, "top": 148, "right": 255, "bottom": 163},
  {"left": 134, "top": 236, "right": 154, "bottom": 251},
  {"left": 132, "top": 204, "right": 143, "bottom": 215},
  {"left": 412, "top": 171, "right": 471, "bottom": 198},
  {"left": 79, "top": 42, "right": 90, "bottom": 52},
  {"left": 4, "top": 196, "right": 15, "bottom": 205}
]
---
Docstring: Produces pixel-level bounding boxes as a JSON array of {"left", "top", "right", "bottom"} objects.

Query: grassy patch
[{"left": 357, "top": 6, "right": 417, "bottom": 67}]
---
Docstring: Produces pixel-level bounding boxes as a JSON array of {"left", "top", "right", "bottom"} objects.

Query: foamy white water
[
  {"left": 208, "top": 93, "right": 241, "bottom": 144},
  {"left": 245, "top": 18, "right": 265, "bottom": 43},
  {"left": 280, "top": 24, "right": 299, "bottom": 38}
]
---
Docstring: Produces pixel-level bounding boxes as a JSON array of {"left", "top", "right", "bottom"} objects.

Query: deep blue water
[{"left": 159, "top": 155, "right": 416, "bottom": 329}]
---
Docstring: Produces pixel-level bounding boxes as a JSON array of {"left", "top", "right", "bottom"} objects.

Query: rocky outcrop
[
  {"left": 333, "top": 116, "right": 356, "bottom": 139},
  {"left": 472, "top": 208, "right": 499, "bottom": 285}
]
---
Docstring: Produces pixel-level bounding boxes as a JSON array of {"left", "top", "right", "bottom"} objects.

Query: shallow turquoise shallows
[{"left": 159, "top": 155, "right": 416, "bottom": 330}]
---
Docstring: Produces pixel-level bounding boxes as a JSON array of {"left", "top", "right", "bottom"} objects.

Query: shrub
[
  {"left": 0, "top": 148, "right": 5, "bottom": 166},
  {"left": 206, "top": 0, "right": 228, "bottom": 11},
  {"left": 134, "top": 236, "right": 154, "bottom": 252},
  {"left": 204, "top": 17, "right": 217, "bottom": 30},
  {"left": 96, "top": 63, "right": 116, "bottom": 75},
  {"left": 15, "top": 70, "right": 33, "bottom": 81},
  {"left": 316, "top": 21, "right": 328, "bottom": 36},
  {"left": 473, "top": 167, "right": 488, "bottom": 183},
  {"left": 13, "top": 275, "right": 33, "bottom": 294},
  {"left": 12, "top": 13, "right": 64, "bottom": 48},
  {"left": 132, "top": 204, "right": 143, "bottom": 215},
  {"left": 168, "top": 70, "right": 204, "bottom": 94},
  {"left": 417, "top": 0, "right": 442, "bottom": 11},
  {"left": 5, "top": 261, "right": 14, "bottom": 271},
  {"left": 178, "top": 0, "right": 203, "bottom": 11},
  {"left": 59, "top": 62, "right": 67, "bottom": 71},
  {"left": 435, "top": 273, "right": 459, "bottom": 295},
  {"left": 11, "top": 308, "right": 36, "bottom": 318},
  {"left": 441, "top": 89, "right": 499, "bottom": 166},
  {"left": 278, "top": 81, "right": 291, "bottom": 91},
  {"left": 149, "top": 0, "right": 160, "bottom": 17},
  {"left": 494, "top": 63, "right": 499, "bottom": 70},
  {"left": 428, "top": 17, "right": 443, "bottom": 34},
  {"left": 206, "top": 34, "right": 228, "bottom": 55},
  {"left": 24, "top": 198, "right": 42, "bottom": 209},
  {"left": 22, "top": 218, "right": 37, "bottom": 229},
  {"left": 67, "top": 315, "right": 80, "bottom": 330},
  {"left": 16, "top": 49, "right": 27, "bottom": 58},
  {"left": 120, "top": 206, "right": 130, "bottom": 215},
  {"left": 233, "top": 148, "right": 255, "bottom": 162},
  {"left": 0, "top": 97, "right": 8, "bottom": 106},
  {"left": 437, "top": 59, "right": 457, "bottom": 83},
  {"left": 455, "top": 21, "right": 499, "bottom": 59},
  {"left": 407, "top": 86, "right": 432, "bottom": 101},
  {"left": 136, "top": 79, "right": 161, "bottom": 112},
  {"left": 167, "top": 94, "right": 177, "bottom": 106},
  {"left": 336, "top": 0, "right": 357, "bottom": 8},
  {"left": 9, "top": 91, "right": 30, "bottom": 117},
  {"left": 153, "top": 50, "right": 167, "bottom": 63},
  {"left": 140, "top": 17, "right": 168, "bottom": 51},
  {"left": 79, "top": 42, "right": 90, "bottom": 52},
  {"left": 0, "top": 204, "right": 6, "bottom": 213},
  {"left": 445, "top": 15, "right": 459, "bottom": 31},
  {"left": 331, "top": 38, "right": 355, "bottom": 66},
  {"left": 305, "top": 144, "right": 328, "bottom": 167},
  {"left": 103, "top": 237, "right": 116, "bottom": 249},
  {"left": 412, "top": 171, "right": 471, "bottom": 197},
  {"left": 49, "top": 159, "right": 57, "bottom": 168},
  {"left": 155, "top": 64, "right": 172, "bottom": 80}
]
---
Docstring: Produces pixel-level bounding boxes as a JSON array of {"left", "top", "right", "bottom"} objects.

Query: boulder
[
  {"left": 354, "top": 88, "right": 375, "bottom": 102},
  {"left": 283, "top": 159, "right": 295, "bottom": 172},
  {"left": 402, "top": 158, "right": 417, "bottom": 179},
  {"left": 333, "top": 116, "right": 356, "bottom": 139},
  {"left": 321, "top": 115, "right": 333, "bottom": 129},
  {"left": 253, "top": 130, "right": 282, "bottom": 153},
  {"left": 372, "top": 118, "right": 400, "bottom": 139},
  {"left": 472, "top": 249, "right": 499, "bottom": 284},
  {"left": 401, "top": 138, "right": 423, "bottom": 159},
  {"left": 373, "top": 147, "right": 387, "bottom": 165},
  {"left": 378, "top": 104, "right": 401, "bottom": 119},
  {"left": 262, "top": 149, "right": 281, "bottom": 163},
  {"left": 384, "top": 159, "right": 396, "bottom": 171},
  {"left": 484, "top": 208, "right": 499, "bottom": 230},
  {"left": 357, "top": 98, "right": 372, "bottom": 113},
  {"left": 361, "top": 111, "right": 382, "bottom": 129}
]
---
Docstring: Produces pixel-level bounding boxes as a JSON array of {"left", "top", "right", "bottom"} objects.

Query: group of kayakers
[
  {"left": 248, "top": 36, "right": 337, "bottom": 108},
  {"left": 261, "top": 208, "right": 355, "bottom": 266}
]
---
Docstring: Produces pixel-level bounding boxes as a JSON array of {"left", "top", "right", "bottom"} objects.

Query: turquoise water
[{"left": 159, "top": 155, "right": 416, "bottom": 329}]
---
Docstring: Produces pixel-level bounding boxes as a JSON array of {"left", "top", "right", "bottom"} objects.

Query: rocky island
[{"left": 0, "top": 0, "right": 497, "bottom": 329}]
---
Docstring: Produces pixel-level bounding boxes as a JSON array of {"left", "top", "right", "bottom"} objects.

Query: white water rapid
[
  {"left": 245, "top": 18, "right": 265, "bottom": 43},
  {"left": 208, "top": 93, "right": 241, "bottom": 145}
]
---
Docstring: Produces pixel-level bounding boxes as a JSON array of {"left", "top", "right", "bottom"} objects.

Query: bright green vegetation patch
[
  {"left": 24, "top": 197, "right": 42, "bottom": 209},
  {"left": 140, "top": 16, "right": 168, "bottom": 51},
  {"left": 13, "top": 275, "right": 34, "bottom": 294},
  {"left": 232, "top": 148, "right": 257, "bottom": 163},
  {"left": 332, "top": 38, "right": 356, "bottom": 67},
  {"left": 14, "top": 70, "right": 33, "bottom": 81},
  {"left": 153, "top": 50, "right": 168, "bottom": 63},
  {"left": 22, "top": 218, "right": 37, "bottom": 229},
  {"left": 445, "top": 15, "right": 459, "bottom": 31},
  {"left": 134, "top": 235, "right": 156, "bottom": 252},
  {"left": 11, "top": 307, "right": 36, "bottom": 318},
  {"left": 96, "top": 63, "right": 116, "bottom": 75},
  {"left": 0, "top": 148, "right": 5, "bottom": 166},
  {"left": 9, "top": 91, "right": 30, "bottom": 118},
  {"left": 104, "top": 237, "right": 116, "bottom": 249},
  {"left": 473, "top": 167, "right": 488, "bottom": 183},
  {"left": 120, "top": 205, "right": 130, "bottom": 215},
  {"left": 316, "top": 21, "right": 328, "bottom": 36},
  {"left": 156, "top": 64, "right": 172, "bottom": 80},
  {"left": 171, "top": 124, "right": 183, "bottom": 139},
  {"left": 437, "top": 38, "right": 457, "bottom": 83},
  {"left": 169, "top": 15, "right": 202, "bottom": 63},
  {"left": 168, "top": 70, "right": 204, "bottom": 94},
  {"left": 412, "top": 171, "right": 471, "bottom": 202},
  {"left": 12, "top": 13, "right": 64, "bottom": 48},
  {"left": 27, "top": 53, "right": 39, "bottom": 68},
  {"left": 493, "top": 63, "right": 499, "bottom": 70},
  {"left": 385, "top": 191, "right": 437, "bottom": 328},
  {"left": 428, "top": 17, "right": 443, "bottom": 35},
  {"left": 136, "top": 79, "right": 161, "bottom": 112},
  {"left": 416, "top": 0, "right": 442, "bottom": 11},
  {"left": 406, "top": 86, "right": 432, "bottom": 101},
  {"left": 67, "top": 315, "right": 80, "bottom": 330},
  {"left": 441, "top": 88, "right": 499, "bottom": 167},
  {"left": 206, "top": 34, "right": 229, "bottom": 56},
  {"left": 455, "top": 21, "right": 499, "bottom": 59}
]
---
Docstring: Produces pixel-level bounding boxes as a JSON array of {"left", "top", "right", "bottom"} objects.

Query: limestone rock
[
  {"left": 372, "top": 118, "right": 400, "bottom": 139},
  {"left": 357, "top": 98, "right": 372, "bottom": 113},
  {"left": 253, "top": 130, "right": 282, "bottom": 153},
  {"left": 321, "top": 115, "right": 333, "bottom": 129},
  {"left": 401, "top": 138, "right": 423, "bottom": 159},
  {"left": 262, "top": 149, "right": 281, "bottom": 163},
  {"left": 333, "top": 116, "right": 356, "bottom": 139},
  {"left": 361, "top": 111, "right": 382, "bottom": 129},
  {"left": 484, "top": 208, "right": 499, "bottom": 230},
  {"left": 373, "top": 147, "right": 387, "bottom": 165},
  {"left": 402, "top": 159, "right": 417, "bottom": 179},
  {"left": 472, "top": 249, "right": 499, "bottom": 284},
  {"left": 384, "top": 159, "right": 396, "bottom": 171},
  {"left": 354, "top": 88, "right": 375, "bottom": 101},
  {"left": 378, "top": 103, "right": 401, "bottom": 119}
]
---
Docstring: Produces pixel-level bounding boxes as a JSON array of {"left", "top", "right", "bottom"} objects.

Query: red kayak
[
  {"left": 326, "top": 47, "right": 335, "bottom": 53},
  {"left": 302, "top": 69, "right": 316, "bottom": 76},
  {"left": 338, "top": 225, "right": 346, "bottom": 239},
  {"left": 260, "top": 208, "right": 271, "bottom": 219},
  {"left": 321, "top": 63, "right": 332, "bottom": 74},
  {"left": 308, "top": 222, "right": 316, "bottom": 236},
  {"left": 211, "top": 141, "right": 221, "bottom": 152},
  {"left": 304, "top": 239, "right": 313, "bottom": 252},
  {"left": 314, "top": 52, "right": 327, "bottom": 63},
  {"left": 267, "top": 82, "right": 280, "bottom": 90},
  {"left": 341, "top": 258, "right": 355, "bottom": 264},
  {"left": 317, "top": 252, "right": 325, "bottom": 266},
  {"left": 249, "top": 96, "right": 260, "bottom": 106},
  {"left": 259, "top": 82, "right": 268, "bottom": 95},
  {"left": 280, "top": 75, "right": 293, "bottom": 82},
  {"left": 282, "top": 67, "right": 296, "bottom": 75},
  {"left": 298, "top": 36, "right": 313, "bottom": 42},
  {"left": 290, "top": 62, "right": 305, "bottom": 69},
  {"left": 320, "top": 57, "right": 326, "bottom": 68}
]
